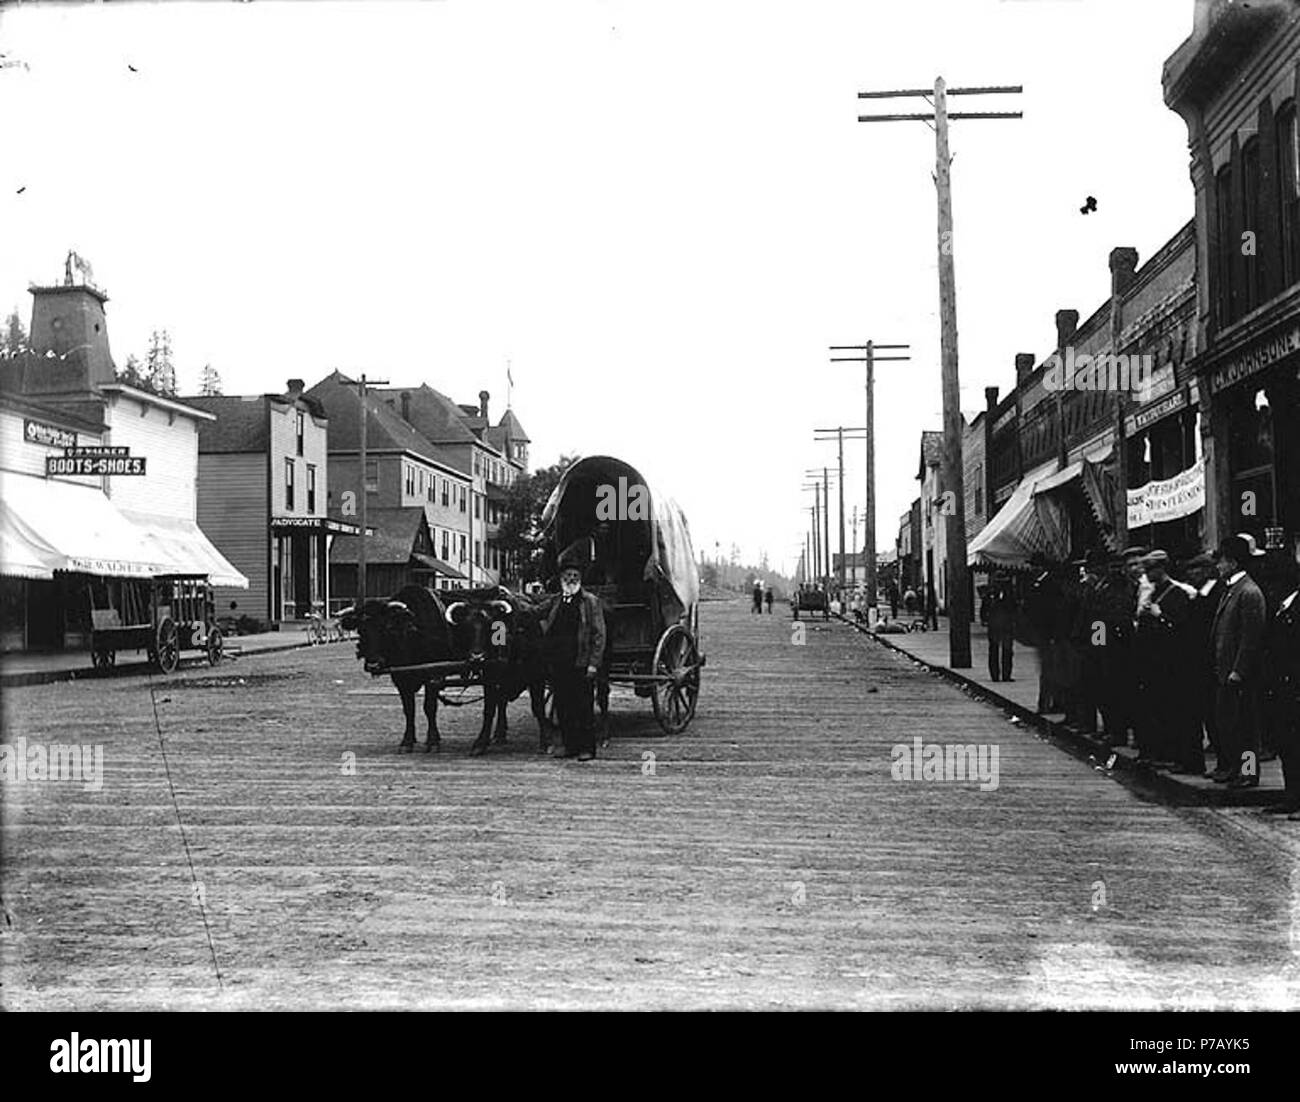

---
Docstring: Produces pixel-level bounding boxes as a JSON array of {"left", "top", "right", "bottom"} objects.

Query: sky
[{"left": 0, "top": 0, "right": 1197, "bottom": 577}]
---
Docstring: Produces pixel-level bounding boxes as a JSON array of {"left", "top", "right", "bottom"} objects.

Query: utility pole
[
  {"left": 858, "top": 79, "right": 1021, "bottom": 667},
  {"left": 815, "top": 426, "right": 866, "bottom": 593},
  {"left": 806, "top": 468, "right": 837, "bottom": 590},
  {"left": 830, "top": 342, "right": 909, "bottom": 610},
  {"left": 803, "top": 489, "right": 821, "bottom": 581},
  {"left": 344, "top": 371, "right": 389, "bottom": 603}
]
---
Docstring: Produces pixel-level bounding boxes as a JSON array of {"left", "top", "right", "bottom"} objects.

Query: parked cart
[{"left": 87, "top": 573, "right": 223, "bottom": 673}]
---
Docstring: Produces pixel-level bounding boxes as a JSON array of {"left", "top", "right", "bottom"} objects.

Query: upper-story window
[
  {"left": 296, "top": 411, "right": 304, "bottom": 456},
  {"left": 1280, "top": 102, "right": 1300, "bottom": 290},
  {"left": 365, "top": 459, "right": 379, "bottom": 493},
  {"left": 474, "top": 493, "right": 481, "bottom": 520},
  {"left": 405, "top": 464, "right": 415, "bottom": 498},
  {"left": 284, "top": 458, "right": 295, "bottom": 511},
  {"left": 1215, "top": 163, "right": 1236, "bottom": 329},
  {"left": 441, "top": 478, "right": 449, "bottom": 507},
  {"left": 460, "top": 486, "right": 467, "bottom": 513},
  {"left": 1241, "top": 138, "right": 1262, "bottom": 314},
  {"left": 307, "top": 465, "right": 316, "bottom": 513}
]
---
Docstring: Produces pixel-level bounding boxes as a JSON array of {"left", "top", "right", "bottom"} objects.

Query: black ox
[
  {"left": 342, "top": 584, "right": 551, "bottom": 755},
  {"left": 443, "top": 586, "right": 551, "bottom": 756}
]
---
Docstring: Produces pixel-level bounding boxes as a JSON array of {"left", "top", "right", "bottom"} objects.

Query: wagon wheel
[
  {"left": 155, "top": 617, "right": 180, "bottom": 674},
  {"left": 650, "top": 624, "right": 700, "bottom": 735},
  {"left": 206, "top": 626, "right": 224, "bottom": 666},
  {"left": 92, "top": 648, "right": 116, "bottom": 671}
]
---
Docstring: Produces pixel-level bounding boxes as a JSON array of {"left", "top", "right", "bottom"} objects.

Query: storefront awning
[
  {"left": 119, "top": 511, "right": 249, "bottom": 589},
  {"left": 0, "top": 471, "right": 167, "bottom": 579}
]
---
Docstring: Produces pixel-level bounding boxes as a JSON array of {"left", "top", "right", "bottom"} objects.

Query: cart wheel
[
  {"left": 155, "top": 617, "right": 179, "bottom": 674},
  {"left": 92, "top": 648, "right": 116, "bottom": 671},
  {"left": 650, "top": 624, "right": 700, "bottom": 735},
  {"left": 206, "top": 626, "right": 224, "bottom": 666}
]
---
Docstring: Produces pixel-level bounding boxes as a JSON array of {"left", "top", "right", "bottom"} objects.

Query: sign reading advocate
[
  {"left": 1127, "top": 457, "right": 1205, "bottom": 529},
  {"left": 46, "top": 445, "right": 147, "bottom": 477}
]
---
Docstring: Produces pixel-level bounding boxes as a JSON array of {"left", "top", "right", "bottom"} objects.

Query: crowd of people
[{"left": 994, "top": 534, "right": 1300, "bottom": 817}]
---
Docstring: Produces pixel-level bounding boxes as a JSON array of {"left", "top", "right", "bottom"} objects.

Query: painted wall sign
[
  {"left": 24, "top": 418, "right": 77, "bottom": 449},
  {"left": 1207, "top": 322, "right": 1300, "bottom": 394},
  {"left": 63, "top": 445, "right": 129, "bottom": 458},
  {"left": 1127, "top": 457, "right": 1205, "bottom": 528},
  {"left": 46, "top": 455, "right": 146, "bottom": 476},
  {"left": 1128, "top": 387, "right": 1188, "bottom": 434}
]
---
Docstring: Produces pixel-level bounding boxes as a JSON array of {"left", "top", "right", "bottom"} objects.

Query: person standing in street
[
  {"left": 1209, "top": 536, "right": 1268, "bottom": 787},
  {"left": 540, "top": 543, "right": 607, "bottom": 762},
  {"left": 764, "top": 585, "right": 773, "bottom": 614},
  {"left": 1263, "top": 559, "right": 1300, "bottom": 817},
  {"left": 1069, "top": 550, "right": 1108, "bottom": 735},
  {"left": 752, "top": 580, "right": 763, "bottom": 614},
  {"left": 1183, "top": 552, "right": 1223, "bottom": 770},
  {"left": 980, "top": 572, "right": 1016, "bottom": 683}
]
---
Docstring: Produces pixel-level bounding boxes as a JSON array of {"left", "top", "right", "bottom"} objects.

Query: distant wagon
[
  {"left": 86, "top": 573, "right": 224, "bottom": 673},
  {"left": 540, "top": 455, "right": 705, "bottom": 734}
]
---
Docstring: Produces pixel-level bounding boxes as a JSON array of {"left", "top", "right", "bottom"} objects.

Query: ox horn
[
  {"left": 386, "top": 600, "right": 409, "bottom": 612},
  {"left": 489, "top": 600, "right": 512, "bottom": 614},
  {"left": 443, "top": 601, "right": 467, "bottom": 624}
]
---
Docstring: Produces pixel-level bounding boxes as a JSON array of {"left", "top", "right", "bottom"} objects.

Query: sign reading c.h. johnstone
[{"left": 1207, "top": 322, "right": 1300, "bottom": 394}]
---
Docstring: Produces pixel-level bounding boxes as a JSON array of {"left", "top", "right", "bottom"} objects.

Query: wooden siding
[
  {"left": 198, "top": 452, "right": 269, "bottom": 620},
  {"left": 0, "top": 407, "right": 102, "bottom": 488},
  {"left": 103, "top": 394, "right": 201, "bottom": 521}
]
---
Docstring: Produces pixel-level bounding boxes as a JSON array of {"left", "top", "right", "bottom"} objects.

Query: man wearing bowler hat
[
  {"left": 1209, "top": 535, "right": 1267, "bottom": 787},
  {"left": 1135, "top": 550, "right": 1201, "bottom": 772},
  {"left": 540, "top": 540, "right": 607, "bottom": 762}
]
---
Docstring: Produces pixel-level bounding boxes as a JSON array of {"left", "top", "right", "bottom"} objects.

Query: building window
[
  {"left": 441, "top": 478, "right": 449, "bottom": 506},
  {"left": 475, "top": 540, "right": 481, "bottom": 567},
  {"left": 365, "top": 459, "right": 379, "bottom": 493},
  {"left": 1241, "top": 138, "right": 1261, "bottom": 314},
  {"left": 296, "top": 411, "right": 304, "bottom": 456},
  {"left": 1280, "top": 102, "right": 1300, "bottom": 290},
  {"left": 474, "top": 493, "right": 481, "bottom": 520},
  {"left": 442, "top": 530, "right": 449, "bottom": 560},
  {"left": 418, "top": 469, "right": 425, "bottom": 495},
  {"left": 1215, "top": 163, "right": 1236, "bottom": 328},
  {"left": 285, "top": 458, "right": 295, "bottom": 511},
  {"left": 307, "top": 464, "right": 316, "bottom": 513},
  {"left": 405, "top": 464, "right": 415, "bottom": 498},
  {"left": 459, "top": 534, "right": 466, "bottom": 562},
  {"left": 460, "top": 486, "right": 467, "bottom": 513}
]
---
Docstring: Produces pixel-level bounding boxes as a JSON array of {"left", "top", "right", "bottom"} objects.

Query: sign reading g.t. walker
[
  {"left": 47, "top": 445, "right": 146, "bottom": 477},
  {"left": 24, "top": 418, "right": 78, "bottom": 449},
  {"left": 1127, "top": 457, "right": 1205, "bottom": 528}
]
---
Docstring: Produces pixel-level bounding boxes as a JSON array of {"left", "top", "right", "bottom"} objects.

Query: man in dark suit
[
  {"left": 980, "top": 572, "right": 1016, "bottom": 682},
  {"left": 1183, "top": 552, "right": 1222, "bottom": 770},
  {"left": 540, "top": 542, "right": 608, "bottom": 762},
  {"left": 1209, "top": 536, "right": 1268, "bottom": 787},
  {"left": 1263, "top": 559, "right": 1300, "bottom": 817},
  {"left": 1135, "top": 550, "right": 1201, "bottom": 772},
  {"left": 1069, "top": 550, "right": 1109, "bottom": 734}
]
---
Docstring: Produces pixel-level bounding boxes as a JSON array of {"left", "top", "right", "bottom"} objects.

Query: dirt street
[{"left": 2, "top": 599, "right": 1297, "bottom": 1009}]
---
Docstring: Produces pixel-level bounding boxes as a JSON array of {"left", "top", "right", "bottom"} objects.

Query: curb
[
  {"left": 0, "top": 639, "right": 315, "bottom": 689},
  {"left": 837, "top": 613, "right": 1281, "bottom": 809}
]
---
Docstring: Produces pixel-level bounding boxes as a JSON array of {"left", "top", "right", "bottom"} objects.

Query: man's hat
[
  {"left": 1216, "top": 535, "right": 1254, "bottom": 564},
  {"left": 1143, "top": 549, "right": 1170, "bottom": 567},
  {"left": 1121, "top": 544, "right": 1148, "bottom": 559},
  {"left": 1233, "top": 532, "right": 1267, "bottom": 557},
  {"left": 558, "top": 538, "right": 591, "bottom": 572}
]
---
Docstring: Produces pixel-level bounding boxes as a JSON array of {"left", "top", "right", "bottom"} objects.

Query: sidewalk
[
  {"left": 852, "top": 614, "right": 1286, "bottom": 806},
  {"left": 0, "top": 628, "right": 340, "bottom": 687}
]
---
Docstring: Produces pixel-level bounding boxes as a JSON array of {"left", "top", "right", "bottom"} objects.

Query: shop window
[{"left": 1279, "top": 102, "right": 1300, "bottom": 289}]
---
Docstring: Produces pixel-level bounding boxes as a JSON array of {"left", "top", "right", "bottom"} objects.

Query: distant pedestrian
[
  {"left": 764, "top": 585, "right": 773, "bottom": 614},
  {"left": 1209, "top": 536, "right": 1268, "bottom": 788},
  {"left": 751, "top": 581, "right": 763, "bottom": 614},
  {"left": 980, "top": 572, "right": 1016, "bottom": 682}
]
